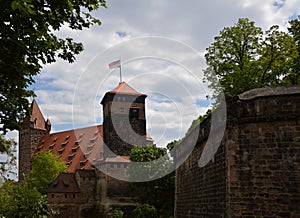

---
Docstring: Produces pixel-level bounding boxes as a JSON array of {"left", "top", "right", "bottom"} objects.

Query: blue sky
[{"left": 6, "top": 0, "right": 300, "bottom": 149}]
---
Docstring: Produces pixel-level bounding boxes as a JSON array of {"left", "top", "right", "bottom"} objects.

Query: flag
[{"left": 108, "top": 60, "right": 121, "bottom": 69}]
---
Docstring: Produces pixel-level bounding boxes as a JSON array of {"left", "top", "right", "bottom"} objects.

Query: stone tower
[
  {"left": 101, "top": 82, "right": 147, "bottom": 157},
  {"left": 19, "top": 100, "right": 51, "bottom": 180}
]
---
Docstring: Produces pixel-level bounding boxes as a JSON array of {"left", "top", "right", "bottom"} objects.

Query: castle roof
[
  {"left": 108, "top": 82, "right": 146, "bottom": 96},
  {"left": 35, "top": 125, "right": 106, "bottom": 172},
  {"left": 21, "top": 99, "right": 48, "bottom": 130}
]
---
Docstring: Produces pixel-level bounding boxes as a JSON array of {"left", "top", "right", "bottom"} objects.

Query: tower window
[{"left": 130, "top": 108, "right": 139, "bottom": 117}]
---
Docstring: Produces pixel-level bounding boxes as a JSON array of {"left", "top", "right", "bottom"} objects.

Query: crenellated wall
[{"left": 175, "top": 86, "right": 300, "bottom": 218}]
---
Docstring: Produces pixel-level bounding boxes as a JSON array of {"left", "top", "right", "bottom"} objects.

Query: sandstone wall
[{"left": 175, "top": 86, "right": 300, "bottom": 218}]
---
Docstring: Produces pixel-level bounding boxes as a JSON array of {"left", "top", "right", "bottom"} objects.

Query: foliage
[
  {"left": 0, "top": 0, "right": 106, "bottom": 133},
  {"left": 132, "top": 203, "right": 157, "bottom": 218},
  {"left": 113, "top": 208, "right": 123, "bottom": 218},
  {"left": 166, "top": 140, "right": 179, "bottom": 151},
  {"left": 0, "top": 150, "right": 67, "bottom": 217},
  {"left": 0, "top": 180, "right": 51, "bottom": 218},
  {"left": 204, "top": 18, "right": 298, "bottom": 97},
  {"left": 0, "top": 134, "right": 16, "bottom": 180},
  {"left": 127, "top": 146, "right": 175, "bottom": 217},
  {"left": 27, "top": 150, "right": 67, "bottom": 193},
  {"left": 285, "top": 15, "right": 300, "bottom": 84}
]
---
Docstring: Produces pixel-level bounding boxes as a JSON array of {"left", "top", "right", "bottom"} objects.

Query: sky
[{"left": 6, "top": 0, "right": 300, "bottom": 150}]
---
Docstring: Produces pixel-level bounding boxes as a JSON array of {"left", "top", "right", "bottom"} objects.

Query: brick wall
[
  {"left": 19, "top": 128, "right": 48, "bottom": 179},
  {"left": 175, "top": 86, "right": 300, "bottom": 218}
]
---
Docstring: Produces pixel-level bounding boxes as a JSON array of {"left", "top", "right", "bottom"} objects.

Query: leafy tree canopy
[
  {"left": 204, "top": 17, "right": 299, "bottom": 97},
  {"left": 286, "top": 15, "right": 300, "bottom": 84},
  {"left": 0, "top": 181, "right": 51, "bottom": 218},
  {"left": 127, "top": 146, "right": 175, "bottom": 218},
  {"left": 132, "top": 203, "right": 157, "bottom": 218},
  {"left": 27, "top": 150, "right": 67, "bottom": 193},
  {"left": 0, "top": 150, "right": 66, "bottom": 217},
  {"left": 0, "top": 0, "right": 106, "bottom": 133},
  {"left": 0, "top": 134, "right": 16, "bottom": 180}
]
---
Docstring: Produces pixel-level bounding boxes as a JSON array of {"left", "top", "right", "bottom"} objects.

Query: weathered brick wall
[
  {"left": 175, "top": 86, "right": 300, "bottom": 218},
  {"left": 19, "top": 128, "right": 48, "bottom": 179},
  {"left": 226, "top": 89, "right": 300, "bottom": 217},
  {"left": 103, "top": 113, "right": 146, "bottom": 156}
]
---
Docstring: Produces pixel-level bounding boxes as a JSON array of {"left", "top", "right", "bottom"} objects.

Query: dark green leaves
[
  {"left": 0, "top": 0, "right": 106, "bottom": 133},
  {"left": 204, "top": 17, "right": 299, "bottom": 97}
]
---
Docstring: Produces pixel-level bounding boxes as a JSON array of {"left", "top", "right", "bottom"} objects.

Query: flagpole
[{"left": 119, "top": 61, "right": 122, "bottom": 83}]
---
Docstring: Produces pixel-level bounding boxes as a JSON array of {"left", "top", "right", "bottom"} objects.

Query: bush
[{"left": 132, "top": 203, "right": 157, "bottom": 218}]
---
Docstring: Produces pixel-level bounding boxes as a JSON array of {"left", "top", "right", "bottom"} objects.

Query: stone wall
[
  {"left": 175, "top": 86, "right": 300, "bottom": 218},
  {"left": 19, "top": 127, "right": 49, "bottom": 179}
]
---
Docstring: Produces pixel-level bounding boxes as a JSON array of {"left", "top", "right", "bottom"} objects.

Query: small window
[
  {"left": 130, "top": 108, "right": 139, "bottom": 117},
  {"left": 58, "top": 148, "right": 65, "bottom": 155},
  {"left": 90, "top": 137, "right": 97, "bottom": 143},
  {"left": 61, "top": 141, "right": 68, "bottom": 147},
  {"left": 65, "top": 194, "right": 67, "bottom": 198},
  {"left": 84, "top": 152, "right": 91, "bottom": 158},
  {"left": 87, "top": 144, "right": 94, "bottom": 151}
]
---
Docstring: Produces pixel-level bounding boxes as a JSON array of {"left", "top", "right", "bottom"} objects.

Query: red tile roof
[
  {"left": 108, "top": 82, "right": 146, "bottom": 96},
  {"left": 21, "top": 99, "right": 48, "bottom": 130},
  {"left": 35, "top": 125, "right": 105, "bottom": 172}
]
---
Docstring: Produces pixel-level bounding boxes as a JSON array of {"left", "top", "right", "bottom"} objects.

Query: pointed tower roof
[
  {"left": 108, "top": 82, "right": 145, "bottom": 96},
  {"left": 30, "top": 99, "right": 47, "bottom": 130},
  {"left": 101, "top": 82, "right": 146, "bottom": 105},
  {"left": 20, "top": 99, "right": 48, "bottom": 130}
]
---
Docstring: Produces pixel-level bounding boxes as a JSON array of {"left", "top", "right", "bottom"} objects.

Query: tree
[
  {"left": 132, "top": 203, "right": 157, "bottom": 218},
  {"left": 285, "top": 15, "right": 300, "bottom": 84},
  {"left": 27, "top": 150, "right": 67, "bottom": 193},
  {"left": 0, "top": 150, "right": 67, "bottom": 217},
  {"left": 0, "top": 134, "right": 16, "bottom": 180},
  {"left": 204, "top": 18, "right": 298, "bottom": 97},
  {"left": 127, "top": 146, "right": 175, "bottom": 217},
  {"left": 0, "top": 181, "right": 51, "bottom": 218},
  {"left": 0, "top": 0, "right": 106, "bottom": 133}
]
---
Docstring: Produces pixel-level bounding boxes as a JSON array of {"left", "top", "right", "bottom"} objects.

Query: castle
[{"left": 19, "top": 82, "right": 153, "bottom": 217}]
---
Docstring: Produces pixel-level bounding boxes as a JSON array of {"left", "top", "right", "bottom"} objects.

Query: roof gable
[{"left": 47, "top": 172, "right": 81, "bottom": 193}]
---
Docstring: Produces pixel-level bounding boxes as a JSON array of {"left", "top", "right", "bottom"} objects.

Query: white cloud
[{"left": 8, "top": 0, "right": 300, "bottom": 147}]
